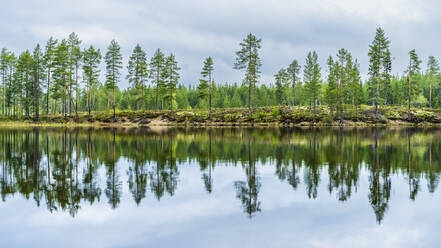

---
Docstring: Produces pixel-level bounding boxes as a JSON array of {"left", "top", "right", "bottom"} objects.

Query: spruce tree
[
  {"left": 325, "top": 56, "right": 338, "bottom": 116},
  {"left": 234, "top": 33, "right": 262, "bottom": 115},
  {"left": 336, "top": 48, "right": 350, "bottom": 124},
  {"left": 105, "top": 40, "right": 123, "bottom": 119},
  {"left": 5, "top": 53, "right": 16, "bottom": 116},
  {"left": 274, "top": 68, "right": 288, "bottom": 107},
  {"left": 200, "top": 57, "right": 214, "bottom": 120},
  {"left": 18, "top": 51, "right": 34, "bottom": 117},
  {"left": 368, "top": 27, "right": 391, "bottom": 117},
  {"left": 150, "top": 49, "right": 165, "bottom": 109},
  {"left": 126, "top": 44, "right": 148, "bottom": 111},
  {"left": 53, "top": 40, "right": 71, "bottom": 119},
  {"left": 406, "top": 49, "right": 421, "bottom": 121},
  {"left": 287, "top": 59, "right": 301, "bottom": 106},
  {"left": 349, "top": 59, "right": 362, "bottom": 110},
  {"left": 426, "top": 56, "right": 439, "bottom": 108},
  {"left": 303, "top": 51, "right": 321, "bottom": 114},
  {"left": 67, "top": 32, "right": 82, "bottom": 115},
  {"left": 0, "top": 48, "right": 8, "bottom": 115},
  {"left": 163, "top": 53, "right": 180, "bottom": 115},
  {"left": 32, "top": 44, "right": 45, "bottom": 120},
  {"left": 82, "top": 45, "right": 101, "bottom": 117},
  {"left": 44, "top": 37, "right": 57, "bottom": 115}
]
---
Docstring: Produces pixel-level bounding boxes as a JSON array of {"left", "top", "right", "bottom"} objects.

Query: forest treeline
[{"left": 1, "top": 28, "right": 440, "bottom": 122}]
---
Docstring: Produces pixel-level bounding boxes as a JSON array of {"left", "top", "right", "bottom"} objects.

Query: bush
[{"left": 272, "top": 107, "right": 280, "bottom": 118}]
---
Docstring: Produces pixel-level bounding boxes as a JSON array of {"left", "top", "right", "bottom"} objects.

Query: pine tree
[
  {"left": 406, "top": 49, "right": 421, "bottom": 121},
  {"left": 82, "top": 45, "right": 101, "bottom": 117},
  {"left": 287, "top": 59, "right": 301, "bottom": 106},
  {"left": 336, "top": 48, "right": 350, "bottom": 124},
  {"left": 150, "top": 49, "right": 165, "bottom": 109},
  {"left": 17, "top": 51, "right": 33, "bottom": 117},
  {"left": 126, "top": 44, "right": 148, "bottom": 111},
  {"left": 67, "top": 32, "right": 82, "bottom": 115},
  {"left": 274, "top": 68, "right": 288, "bottom": 107},
  {"left": 368, "top": 27, "right": 391, "bottom": 117},
  {"left": 200, "top": 57, "right": 214, "bottom": 120},
  {"left": 53, "top": 40, "right": 71, "bottom": 119},
  {"left": 163, "top": 53, "right": 180, "bottom": 115},
  {"left": 0, "top": 48, "right": 9, "bottom": 115},
  {"left": 105, "top": 40, "right": 123, "bottom": 119},
  {"left": 32, "top": 44, "right": 45, "bottom": 120},
  {"left": 303, "top": 51, "right": 321, "bottom": 114},
  {"left": 426, "top": 56, "right": 439, "bottom": 108},
  {"left": 234, "top": 33, "right": 262, "bottom": 115},
  {"left": 5, "top": 52, "right": 16, "bottom": 116},
  {"left": 44, "top": 37, "right": 57, "bottom": 115}
]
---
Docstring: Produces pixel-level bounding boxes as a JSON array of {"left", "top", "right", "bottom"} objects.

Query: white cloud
[{"left": 1, "top": 0, "right": 441, "bottom": 88}]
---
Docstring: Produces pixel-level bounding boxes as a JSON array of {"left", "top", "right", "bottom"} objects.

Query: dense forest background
[{"left": 0, "top": 28, "right": 440, "bottom": 120}]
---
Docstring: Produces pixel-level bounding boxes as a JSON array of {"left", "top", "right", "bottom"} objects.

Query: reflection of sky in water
[{"left": 0, "top": 158, "right": 439, "bottom": 248}]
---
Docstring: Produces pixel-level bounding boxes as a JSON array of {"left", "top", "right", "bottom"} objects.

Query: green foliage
[
  {"left": 126, "top": 44, "right": 148, "bottom": 110},
  {"left": 304, "top": 51, "right": 321, "bottom": 113},
  {"left": 2, "top": 30, "right": 441, "bottom": 123},
  {"left": 163, "top": 53, "right": 180, "bottom": 113},
  {"left": 368, "top": 27, "right": 391, "bottom": 109},
  {"left": 82, "top": 45, "right": 102, "bottom": 114},
  {"left": 234, "top": 33, "right": 262, "bottom": 112},
  {"left": 150, "top": 48, "right": 166, "bottom": 109},
  {"left": 274, "top": 68, "right": 288, "bottom": 106}
]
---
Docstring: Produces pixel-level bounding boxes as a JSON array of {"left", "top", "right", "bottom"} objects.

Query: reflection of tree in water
[
  {"left": 149, "top": 138, "right": 167, "bottom": 200},
  {"left": 200, "top": 129, "right": 214, "bottom": 193},
  {"left": 234, "top": 136, "right": 261, "bottom": 218},
  {"left": 82, "top": 131, "right": 101, "bottom": 205},
  {"left": 105, "top": 131, "right": 122, "bottom": 209},
  {"left": 303, "top": 131, "right": 321, "bottom": 199},
  {"left": 0, "top": 127, "right": 440, "bottom": 222},
  {"left": 327, "top": 128, "right": 359, "bottom": 201},
  {"left": 407, "top": 129, "right": 420, "bottom": 201},
  {"left": 127, "top": 135, "right": 148, "bottom": 205},
  {"left": 367, "top": 130, "right": 391, "bottom": 224},
  {"left": 426, "top": 141, "right": 439, "bottom": 193}
]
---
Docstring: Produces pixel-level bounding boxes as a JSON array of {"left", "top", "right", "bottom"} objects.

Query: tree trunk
[
  {"left": 292, "top": 75, "right": 296, "bottom": 106},
  {"left": 339, "top": 67, "right": 344, "bottom": 125},
  {"left": 75, "top": 66, "right": 79, "bottom": 116},
  {"left": 408, "top": 59, "right": 412, "bottom": 122},
  {"left": 429, "top": 75, "right": 433, "bottom": 108},
  {"left": 47, "top": 69, "right": 50, "bottom": 115},
  {"left": 209, "top": 73, "right": 212, "bottom": 121},
  {"left": 113, "top": 86, "right": 116, "bottom": 120}
]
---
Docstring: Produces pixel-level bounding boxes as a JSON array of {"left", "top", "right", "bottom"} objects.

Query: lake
[{"left": 0, "top": 127, "right": 439, "bottom": 247}]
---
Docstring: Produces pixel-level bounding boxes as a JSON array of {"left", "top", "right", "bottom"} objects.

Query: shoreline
[
  {"left": 1, "top": 119, "right": 440, "bottom": 128},
  {"left": 2, "top": 106, "right": 441, "bottom": 128}
]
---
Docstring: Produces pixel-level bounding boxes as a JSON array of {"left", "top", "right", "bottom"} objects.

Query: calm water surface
[{"left": 0, "top": 127, "right": 440, "bottom": 248}]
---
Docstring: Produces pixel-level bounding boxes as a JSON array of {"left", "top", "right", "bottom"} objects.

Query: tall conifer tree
[
  {"left": 406, "top": 49, "right": 421, "bottom": 121},
  {"left": 150, "top": 49, "right": 165, "bottom": 109},
  {"left": 234, "top": 33, "right": 262, "bottom": 115},
  {"left": 127, "top": 44, "right": 148, "bottom": 111},
  {"left": 82, "top": 45, "right": 101, "bottom": 117},
  {"left": 368, "top": 27, "right": 391, "bottom": 117},
  {"left": 426, "top": 56, "right": 439, "bottom": 108},
  {"left": 304, "top": 51, "right": 321, "bottom": 114},
  {"left": 287, "top": 60, "right": 301, "bottom": 106},
  {"left": 164, "top": 53, "right": 180, "bottom": 115},
  {"left": 105, "top": 40, "right": 123, "bottom": 119},
  {"left": 44, "top": 37, "right": 57, "bottom": 115}
]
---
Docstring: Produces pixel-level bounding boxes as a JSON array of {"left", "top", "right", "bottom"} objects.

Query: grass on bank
[{"left": 0, "top": 105, "right": 440, "bottom": 126}]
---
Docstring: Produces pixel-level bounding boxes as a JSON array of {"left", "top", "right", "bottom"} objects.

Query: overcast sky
[{"left": 1, "top": 0, "right": 440, "bottom": 89}]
